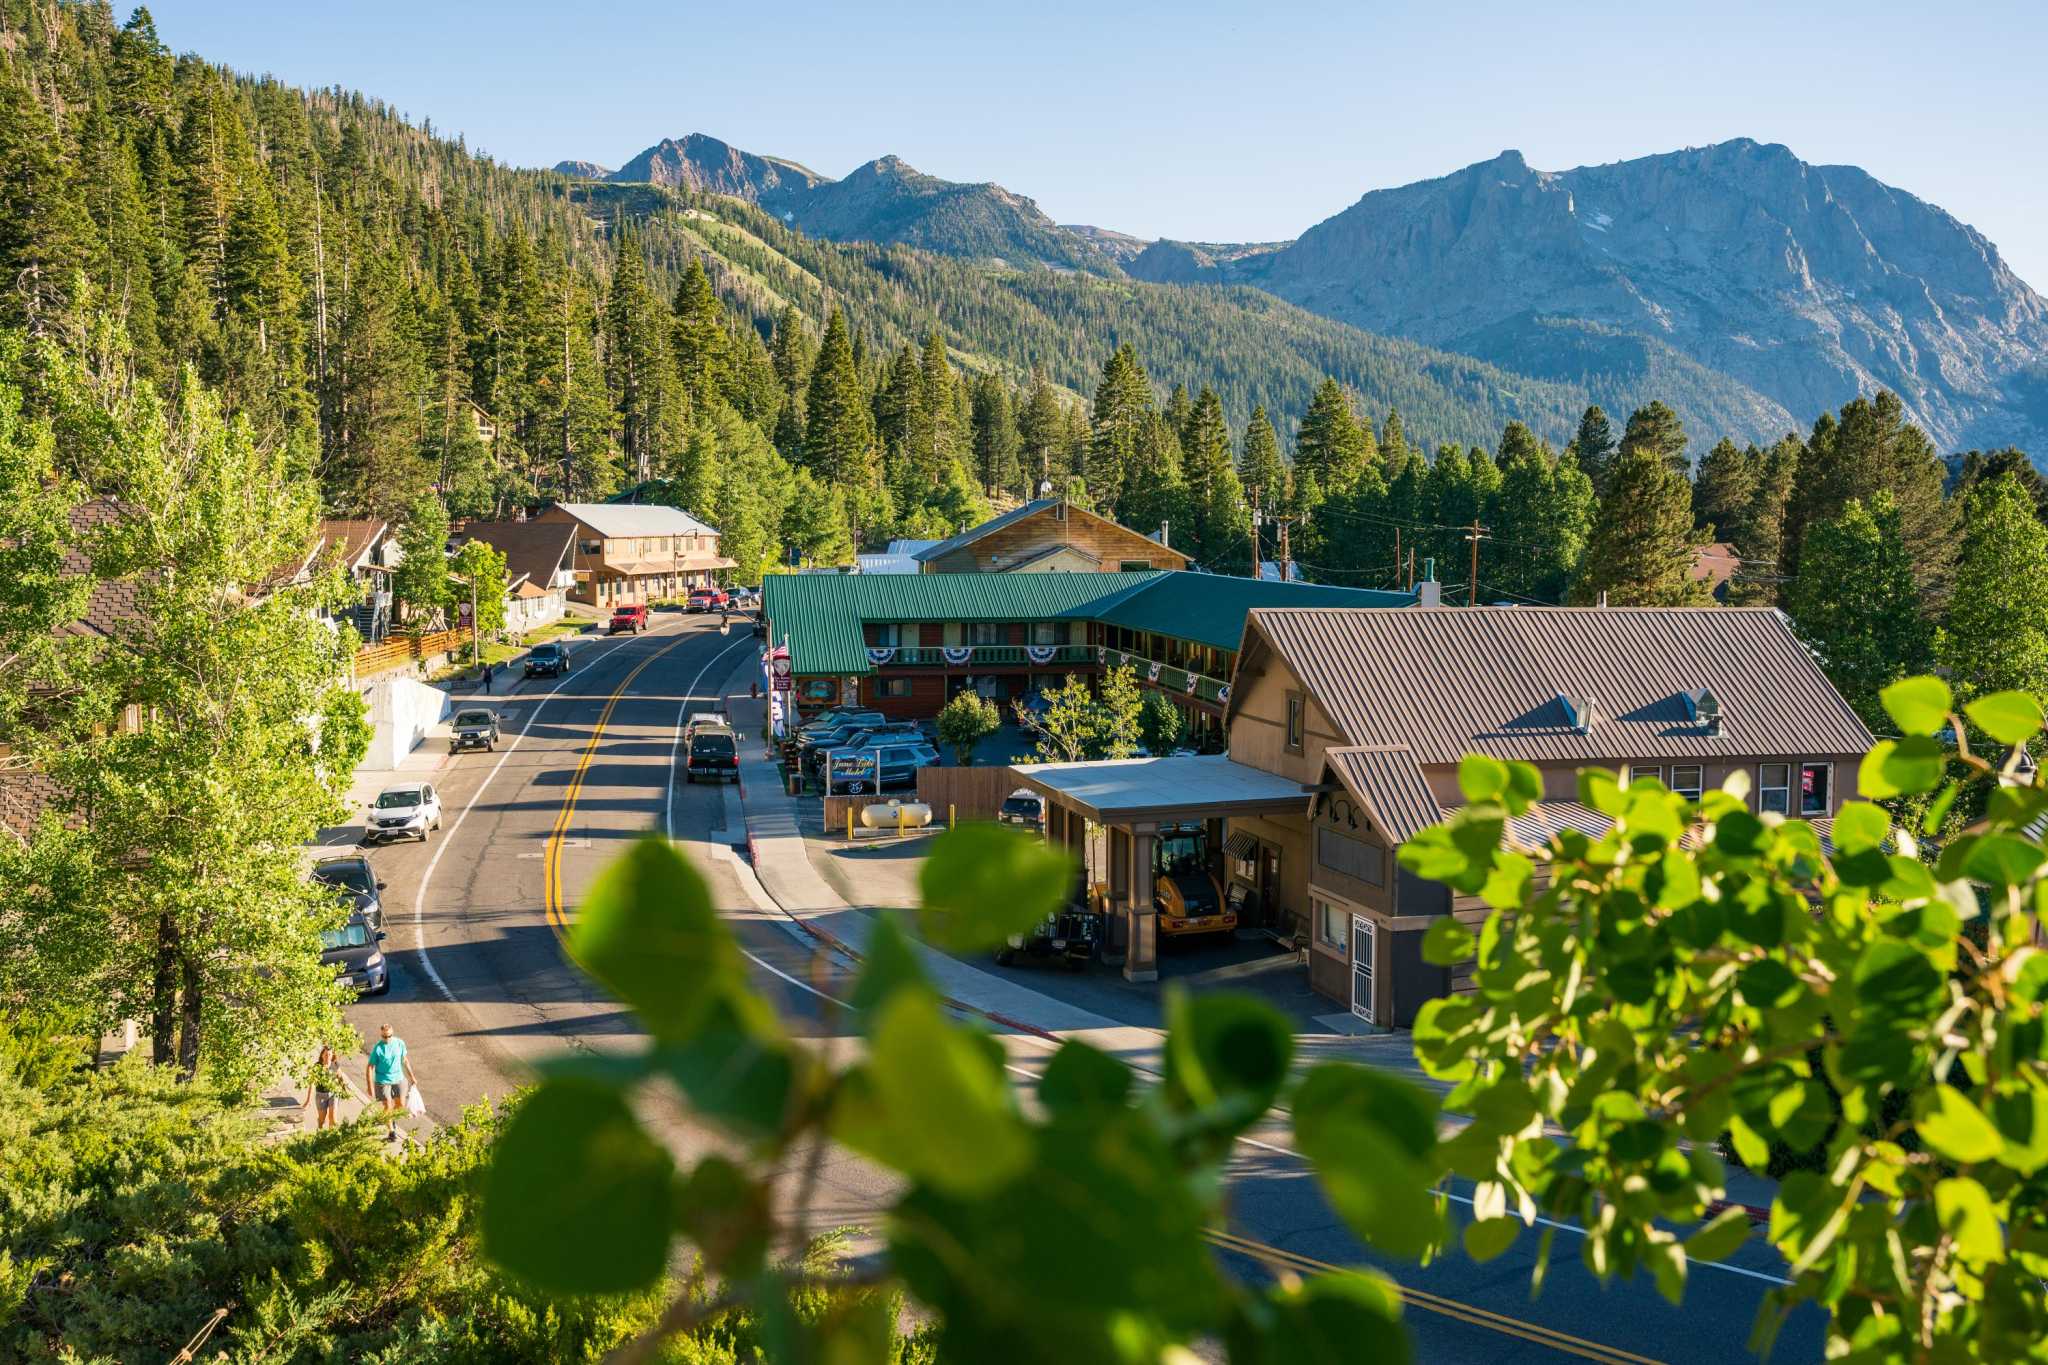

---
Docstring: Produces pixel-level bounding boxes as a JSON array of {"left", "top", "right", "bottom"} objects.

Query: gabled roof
[
  {"left": 552, "top": 501, "right": 719, "bottom": 538},
  {"left": 913, "top": 499, "right": 1190, "bottom": 567},
  {"left": 318, "top": 519, "right": 388, "bottom": 572},
  {"left": 59, "top": 498, "right": 145, "bottom": 638},
  {"left": 1321, "top": 746, "right": 1440, "bottom": 844},
  {"left": 1239, "top": 606, "right": 1873, "bottom": 764},
  {"left": 453, "top": 519, "right": 575, "bottom": 594}
]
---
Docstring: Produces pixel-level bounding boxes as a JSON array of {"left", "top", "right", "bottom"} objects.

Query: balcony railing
[
  {"left": 862, "top": 643, "right": 1096, "bottom": 668},
  {"left": 1098, "top": 647, "right": 1232, "bottom": 705}
]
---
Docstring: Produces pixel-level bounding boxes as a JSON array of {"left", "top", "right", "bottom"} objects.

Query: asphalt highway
[{"left": 336, "top": 611, "right": 1820, "bottom": 1363}]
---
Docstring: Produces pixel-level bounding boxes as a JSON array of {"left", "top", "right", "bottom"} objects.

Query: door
[
  {"left": 1350, "top": 916, "right": 1375, "bottom": 1023},
  {"left": 1258, "top": 846, "right": 1280, "bottom": 927}
]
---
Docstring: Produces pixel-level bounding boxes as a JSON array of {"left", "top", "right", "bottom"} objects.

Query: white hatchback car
[{"left": 367, "top": 782, "right": 443, "bottom": 843}]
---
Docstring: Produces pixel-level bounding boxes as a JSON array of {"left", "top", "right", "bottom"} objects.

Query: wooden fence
[
  {"left": 915, "top": 765, "right": 1024, "bottom": 823},
  {"left": 353, "top": 627, "right": 472, "bottom": 680}
]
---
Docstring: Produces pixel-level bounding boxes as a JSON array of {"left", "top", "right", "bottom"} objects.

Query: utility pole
[
  {"left": 1393, "top": 526, "right": 1401, "bottom": 590},
  {"left": 1464, "top": 519, "right": 1489, "bottom": 607},
  {"left": 1246, "top": 484, "right": 1263, "bottom": 577},
  {"left": 1276, "top": 517, "right": 1293, "bottom": 584}
]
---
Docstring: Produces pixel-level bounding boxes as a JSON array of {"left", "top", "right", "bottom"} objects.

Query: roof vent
[
  {"left": 1683, "top": 688, "right": 1723, "bottom": 736},
  {"left": 1558, "top": 693, "right": 1597, "bottom": 734}
]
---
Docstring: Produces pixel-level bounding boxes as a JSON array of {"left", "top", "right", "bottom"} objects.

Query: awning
[
  {"left": 1223, "top": 831, "right": 1260, "bottom": 861},
  {"left": 1008, "top": 754, "right": 1308, "bottom": 824},
  {"left": 680, "top": 552, "right": 739, "bottom": 571}
]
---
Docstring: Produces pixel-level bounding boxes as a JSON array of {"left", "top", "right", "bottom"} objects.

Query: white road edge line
[{"left": 410, "top": 617, "right": 702, "bottom": 1003}]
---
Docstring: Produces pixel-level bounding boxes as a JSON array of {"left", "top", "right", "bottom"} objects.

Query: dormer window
[
  {"left": 1557, "top": 693, "right": 1596, "bottom": 734},
  {"left": 1683, "top": 688, "right": 1724, "bottom": 735}
]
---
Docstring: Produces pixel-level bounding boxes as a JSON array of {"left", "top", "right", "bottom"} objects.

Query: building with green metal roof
[{"left": 761, "top": 570, "right": 1415, "bottom": 743}]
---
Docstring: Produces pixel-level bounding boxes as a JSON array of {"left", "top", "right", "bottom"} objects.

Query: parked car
[
  {"left": 525, "top": 641, "right": 572, "bottom": 677},
  {"left": 999, "top": 788, "right": 1046, "bottom": 831},
  {"left": 686, "top": 588, "right": 729, "bottom": 613},
  {"left": 799, "top": 707, "right": 884, "bottom": 737},
  {"left": 450, "top": 707, "right": 499, "bottom": 753},
  {"left": 367, "top": 782, "right": 442, "bottom": 843},
  {"left": 321, "top": 913, "right": 389, "bottom": 995},
  {"left": 608, "top": 603, "right": 649, "bottom": 634},
  {"left": 684, "top": 711, "right": 733, "bottom": 742},
  {"left": 310, "top": 854, "right": 385, "bottom": 933},
  {"left": 684, "top": 725, "right": 739, "bottom": 783},
  {"left": 823, "top": 740, "right": 940, "bottom": 794},
  {"left": 803, "top": 722, "right": 926, "bottom": 773}
]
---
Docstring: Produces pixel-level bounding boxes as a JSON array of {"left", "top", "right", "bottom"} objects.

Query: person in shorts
[
  {"left": 364, "top": 1024, "right": 417, "bottom": 1143},
  {"left": 302, "top": 1044, "right": 345, "bottom": 1130}
]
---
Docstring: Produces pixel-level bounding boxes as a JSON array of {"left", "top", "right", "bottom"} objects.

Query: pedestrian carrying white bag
[{"left": 405, "top": 1084, "right": 427, "bottom": 1117}]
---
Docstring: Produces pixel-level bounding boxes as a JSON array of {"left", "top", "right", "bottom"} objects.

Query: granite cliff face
[
  {"left": 1239, "top": 141, "right": 2048, "bottom": 451},
  {"left": 597, "top": 134, "right": 826, "bottom": 219}
]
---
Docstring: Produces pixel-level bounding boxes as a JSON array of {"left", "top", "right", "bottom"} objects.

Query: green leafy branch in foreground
[
  {"left": 1401, "top": 676, "right": 2048, "bottom": 1361},
  {"left": 480, "top": 821, "right": 1442, "bottom": 1363}
]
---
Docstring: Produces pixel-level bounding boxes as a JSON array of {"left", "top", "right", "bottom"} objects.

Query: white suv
[{"left": 368, "top": 782, "right": 443, "bottom": 843}]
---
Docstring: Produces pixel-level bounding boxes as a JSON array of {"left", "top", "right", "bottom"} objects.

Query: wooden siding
[{"left": 921, "top": 503, "right": 1188, "bottom": 574}]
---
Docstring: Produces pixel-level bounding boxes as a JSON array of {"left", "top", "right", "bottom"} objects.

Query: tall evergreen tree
[
  {"left": 1617, "top": 400, "right": 1689, "bottom": 475},
  {"left": 969, "top": 372, "right": 1020, "bottom": 496},
  {"left": 1294, "top": 379, "right": 1367, "bottom": 493},
  {"left": 1690, "top": 439, "right": 1756, "bottom": 543},
  {"left": 670, "top": 258, "right": 729, "bottom": 413},
  {"left": 801, "top": 308, "right": 876, "bottom": 494},
  {"left": 1119, "top": 411, "right": 1189, "bottom": 551},
  {"left": 1571, "top": 445, "right": 1703, "bottom": 606},
  {"left": 1571, "top": 405, "right": 1616, "bottom": 495},
  {"left": 1183, "top": 387, "right": 1246, "bottom": 571},
  {"left": 1017, "top": 371, "right": 1063, "bottom": 494},
  {"left": 1783, "top": 392, "right": 1955, "bottom": 604},
  {"left": 1783, "top": 493, "right": 1932, "bottom": 729},
  {"left": 1087, "top": 343, "right": 1152, "bottom": 516},
  {"left": 1237, "top": 405, "right": 1288, "bottom": 513},
  {"left": 0, "top": 80, "right": 92, "bottom": 338}
]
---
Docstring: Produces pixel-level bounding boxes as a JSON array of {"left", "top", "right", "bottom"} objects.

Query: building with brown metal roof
[{"left": 1221, "top": 604, "right": 1873, "bottom": 1024}]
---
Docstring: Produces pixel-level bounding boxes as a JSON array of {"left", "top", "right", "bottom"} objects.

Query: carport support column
[{"left": 1125, "top": 821, "right": 1158, "bottom": 983}]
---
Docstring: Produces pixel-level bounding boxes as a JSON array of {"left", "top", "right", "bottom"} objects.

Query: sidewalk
[{"left": 254, "top": 1041, "right": 440, "bottom": 1152}]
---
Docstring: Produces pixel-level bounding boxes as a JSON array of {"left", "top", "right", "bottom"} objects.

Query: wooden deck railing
[{"left": 353, "top": 627, "right": 472, "bottom": 679}]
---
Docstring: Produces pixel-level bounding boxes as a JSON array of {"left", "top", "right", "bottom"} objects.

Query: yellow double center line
[
  {"left": 543, "top": 633, "right": 694, "bottom": 942},
  {"left": 1204, "top": 1227, "right": 1663, "bottom": 1364}
]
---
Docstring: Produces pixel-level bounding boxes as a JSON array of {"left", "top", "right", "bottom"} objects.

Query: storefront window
[{"left": 1314, "top": 900, "right": 1349, "bottom": 954}]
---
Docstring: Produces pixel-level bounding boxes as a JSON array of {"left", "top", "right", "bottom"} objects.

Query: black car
[
  {"left": 311, "top": 855, "right": 385, "bottom": 933},
  {"left": 823, "top": 740, "right": 940, "bottom": 794},
  {"left": 802, "top": 722, "right": 926, "bottom": 773},
  {"left": 685, "top": 726, "right": 739, "bottom": 783},
  {"left": 321, "top": 913, "right": 389, "bottom": 996},
  {"left": 525, "top": 641, "right": 572, "bottom": 677},
  {"left": 450, "top": 707, "right": 500, "bottom": 752}
]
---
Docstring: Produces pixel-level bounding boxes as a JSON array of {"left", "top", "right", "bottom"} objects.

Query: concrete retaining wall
[{"left": 364, "top": 676, "right": 449, "bottom": 769}]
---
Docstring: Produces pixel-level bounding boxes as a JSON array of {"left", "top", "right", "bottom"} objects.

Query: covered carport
[{"left": 1006, "top": 755, "right": 1309, "bottom": 982}]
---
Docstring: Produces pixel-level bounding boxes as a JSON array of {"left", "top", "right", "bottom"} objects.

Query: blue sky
[{"left": 149, "top": 0, "right": 2048, "bottom": 288}]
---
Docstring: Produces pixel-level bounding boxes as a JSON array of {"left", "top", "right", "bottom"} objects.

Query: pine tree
[
  {"left": 769, "top": 302, "right": 812, "bottom": 400},
  {"left": 1120, "top": 410, "right": 1189, "bottom": 550},
  {"left": 1018, "top": 371, "right": 1063, "bottom": 493},
  {"left": 1183, "top": 387, "right": 1246, "bottom": 572},
  {"left": 915, "top": 330, "right": 961, "bottom": 488},
  {"left": 1939, "top": 474, "right": 2048, "bottom": 702},
  {"left": 1617, "top": 400, "right": 1689, "bottom": 475},
  {"left": 1571, "top": 445, "right": 1703, "bottom": 606},
  {"left": 671, "top": 258, "right": 729, "bottom": 412},
  {"left": 604, "top": 237, "right": 677, "bottom": 486},
  {"left": 1294, "top": 379, "right": 1366, "bottom": 492},
  {"left": 1783, "top": 493, "right": 1932, "bottom": 729},
  {"left": 1783, "top": 392, "right": 1955, "bottom": 604},
  {"left": 801, "top": 308, "right": 875, "bottom": 493},
  {"left": 969, "top": 373, "right": 1020, "bottom": 496},
  {"left": 1691, "top": 438, "right": 1756, "bottom": 543},
  {"left": 1571, "top": 405, "right": 1616, "bottom": 495},
  {"left": 1238, "top": 405, "right": 1288, "bottom": 517},
  {"left": 1086, "top": 343, "right": 1152, "bottom": 516},
  {"left": 0, "top": 80, "right": 91, "bottom": 338}
]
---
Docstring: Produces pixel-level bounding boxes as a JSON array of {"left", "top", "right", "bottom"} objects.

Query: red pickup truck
[
  {"left": 608, "top": 604, "right": 649, "bottom": 634},
  {"left": 686, "top": 588, "right": 729, "bottom": 613}
]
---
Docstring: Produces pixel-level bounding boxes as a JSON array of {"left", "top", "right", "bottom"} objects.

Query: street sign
[
  {"left": 772, "top": 674, "right": 792, "bottom": 692},
  {"left": 770, "top": 655, "right": 792, "bottom": 679},
  {"left": 457, "top": 600, "right": 473, "bottom": 625}
]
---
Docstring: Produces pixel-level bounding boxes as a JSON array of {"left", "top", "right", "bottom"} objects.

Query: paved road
[{"left": 338, "top": 615, "right": 1820, "bottom": 1363}]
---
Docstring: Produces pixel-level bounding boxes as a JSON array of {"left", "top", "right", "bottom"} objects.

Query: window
[
  {"left": 581, "top": 539, "right": 602, "bottom": 556},
  {"left": 876, "top": 678, "right": 914, "bottom": 699},
  {"left": 1758, "top": 763, "right": 1791, "bottom": 814},
  {"left": 1315, "top": 900, "right": 1349, "bottom": 954},
  {"left": 969, "top": 622, "right": 1003, "bottom": 645},
  {"left": 1317, "top": 826, "right": 1385, "bottom": 886},
  {"left": 1285, "top": 693, "right": 1304, "bottom": 752},
  {"left": 871, "top": 624, "right": 900, "bottom": 647},
  {"left": 1119, "top": 559, "right": 1152, "bottom": 572},
  {"left": 1030, "top": 621, "right": 1062, "bottom": 645},
  {"left": 1670, "top": 765, "right": 1704, "bottom": 800},
  {"left": 1800, "top": 762, "right": 1831, "bottom": 815},
  {"left": 1625, "top": 764, "right": 1662, "bottom": 788}
]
